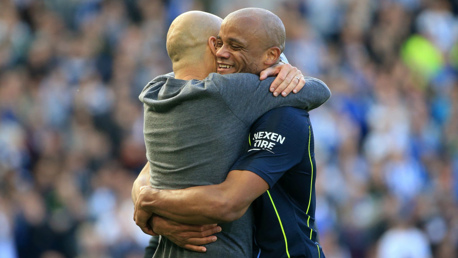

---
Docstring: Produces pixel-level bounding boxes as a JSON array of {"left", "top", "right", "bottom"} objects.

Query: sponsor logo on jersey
[{"left": 249, "top": 131, "right": 285, "bottom": 153}]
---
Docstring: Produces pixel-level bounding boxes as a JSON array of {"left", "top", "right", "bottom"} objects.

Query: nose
[{"left": 216, "top": 45, "right": 230, "bottom": 59}]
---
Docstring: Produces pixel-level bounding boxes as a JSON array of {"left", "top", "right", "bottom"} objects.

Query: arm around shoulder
[{"left": 302, "top": 77, "right": 331, "bottom": 110}]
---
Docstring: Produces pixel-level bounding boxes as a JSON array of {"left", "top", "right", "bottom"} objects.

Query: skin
[
  {"left": 216, "top": 9, "right": 281, "bottom": 75},
  {"left": 165, "top": 11, "right": 222, "bottom": 81},
  {"left": 135, "top": 169, "right": 268, "bottom": 224},
  {"left": 133, "top": 9, "right": 306, "bottom": 253},
  {"left": 132, "top": 163, "right": 223, "bottom": 251},
  {"left": 216, "top": 8, "right": 304, "bottom": 97}
]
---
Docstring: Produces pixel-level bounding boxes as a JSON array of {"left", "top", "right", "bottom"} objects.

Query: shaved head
[
  {"left": 215, "top": 8, "right": 286, "bottom": 75},
  {"left": 166, "top": 11, "right": 222, "bottom": 63},
  {"left": 224, "top": 8, "right": 285, "bottom": 52}
]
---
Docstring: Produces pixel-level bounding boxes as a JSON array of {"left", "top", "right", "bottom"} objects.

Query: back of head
[
  {"left": 224, "top": 8, "right": 286, "bottom": 52},
  {"left": 166, "top": 11, "right": 222, "bottom": 64}
]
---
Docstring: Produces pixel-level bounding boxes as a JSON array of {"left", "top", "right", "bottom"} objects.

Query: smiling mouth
[{"left": 218, "top": 64, "right": 233, "bottom": 69}]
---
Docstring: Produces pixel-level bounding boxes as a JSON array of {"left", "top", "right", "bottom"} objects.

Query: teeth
[{"left": 219, "top": 64, "right": 232, "bottom": 69}]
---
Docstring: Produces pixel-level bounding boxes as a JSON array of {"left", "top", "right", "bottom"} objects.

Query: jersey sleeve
[{"left": 231, "top": 107, "right": 311, "bottom": 188}]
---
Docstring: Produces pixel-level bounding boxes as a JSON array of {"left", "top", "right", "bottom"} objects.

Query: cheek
[
  {"left": 237, "top": 54, "right": 251, "bottom": 67},
  {"left": 242, "top": 54, "right": 261, "bottom": 72}
]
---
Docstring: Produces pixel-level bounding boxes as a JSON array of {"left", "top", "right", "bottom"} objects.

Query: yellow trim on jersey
[
  {"left": 317, "top": 244, "right": 321, "bottom": 258},
  {"left": 307, "top": 216, "right": 313, "bottom": 239},
  {"left": 306, "top": 125, "right": 314, "bottom": 241},
  {"left": 306, "top": 125, "right": 313, "bottom": 214},
  {"left": 267, "top": 190, "right": 291, "bottom": 258}
]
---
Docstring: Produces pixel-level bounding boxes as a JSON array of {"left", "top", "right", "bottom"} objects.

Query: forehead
[{"left": 219, "top": 16, "right": 263, "bottom": 45}]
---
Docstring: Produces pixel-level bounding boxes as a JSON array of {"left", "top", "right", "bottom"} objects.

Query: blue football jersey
[{"left": 232, "top": 107, "right": 325, "bottom": 258}]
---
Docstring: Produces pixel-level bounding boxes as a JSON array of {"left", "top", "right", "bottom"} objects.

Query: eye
[
  {"left": 216, "top": 40, "right": 223, "bottom": 48},
  {"left": 230, "top": 45, "right": 241, "bottom": 50}
]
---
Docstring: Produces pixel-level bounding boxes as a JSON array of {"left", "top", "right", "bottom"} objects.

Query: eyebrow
[{"left": 217, "top": 36, "right": 244, "bottom": 46}]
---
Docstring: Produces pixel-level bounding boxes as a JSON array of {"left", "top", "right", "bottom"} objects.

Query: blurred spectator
[
  {"left": 0, "top": 0, "right": 457, "bottom": 257},
  {"left": 377, "top": 218, "right": 432, "bottom": 258}
]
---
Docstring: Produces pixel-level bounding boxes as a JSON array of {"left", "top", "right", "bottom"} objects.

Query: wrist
[{"left": 138, "top": 186, "right": 161, "bottom": 214}]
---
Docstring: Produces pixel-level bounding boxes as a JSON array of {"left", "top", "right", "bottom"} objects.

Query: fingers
[
  {"left": 135, "top": 210, "right": 156, "bottom": 236},
  {"left": 171, "top": 233, "right": 219, "bottom": 252},
  {"left": 181, "top": 236, "right": 218, "bottom": 253},
  {"left": 147, "top": 216, "right": 159, "bottom": 236},
  {"left": 137, "top": 219, "right": 156, "bottom": 236},
  {"left": 185, "top": 235, "right": 218, "bottom": 246},
  {"left": 269, "top": 64, "right": 292, "bottom": 94},
  {"left": 180, "top": 225, "right": 222, "bottom": 238},
  {"left": 259, "top": 66, "right": 279, "bottom": 80},
  {"left": 260, "top": 63, "right": 306, "bottom": 96},
  {"left": 284, "top": 70, "right": 305, "bottom": 96},
  {"left": 292, "top": 75, "right": 306, "bottom": 94},
  {"left": 172, "top": 224, "right": 222, "bottom": 237},
  {"left": 199, "top": 223, "right": 219, "bottom": 231},
  {"left": 133, "top": 186, "right": 160, "bottom": 236},
  {"left": 142, "top": 226, "right": 156, "bottom": 236},
  {"left": 134, "top": 200, "right": 157, "bottom": 236},
  {"left": 182, "top": 244, "right": 208, "bottom": 253},
  {"left": 271, "top": 66, "right": 300, "bottom": 97},
  {"left": 200, "top": 225, "right": 222, "bottom": 237},
  {"left": 157, "top": 221, "right": 221, "bottom": 253}
]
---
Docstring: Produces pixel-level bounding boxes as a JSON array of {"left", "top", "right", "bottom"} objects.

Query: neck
[
  {"left": 173, "top": 63, "right": 208, "bottom": 80},
  {"left": 174, "top": 71, "right": 206, "bottom": 80}
]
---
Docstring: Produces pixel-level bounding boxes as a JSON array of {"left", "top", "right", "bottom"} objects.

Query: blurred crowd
[{"left": 0, "top": 0, "right": 457, "bottom": 257}]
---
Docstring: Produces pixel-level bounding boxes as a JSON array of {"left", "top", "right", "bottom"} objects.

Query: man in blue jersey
[
  {"left": 234, "top": 106, "right": 324, "bottom": 258},
  {"left": 134, "top": 8, "right": 328, "bottom": 258}
]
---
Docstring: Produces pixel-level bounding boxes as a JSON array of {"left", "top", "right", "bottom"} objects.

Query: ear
[
  {"left": 208, "top": 36, "right": 218, "bottom": 56},
  {"left": 264, "top": 47, "right": 282, "bottom": 66}
]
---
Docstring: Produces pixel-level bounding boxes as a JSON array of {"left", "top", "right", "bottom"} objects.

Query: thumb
[{"left": 259, "top": 70, "right": 269, "bottom": 80}]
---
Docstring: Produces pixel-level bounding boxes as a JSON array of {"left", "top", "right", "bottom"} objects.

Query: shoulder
[
  {"left": 260, "top": 107, "right": 309, "bottom": 121},
  {"left": 140, "top": 73, "right": 195, "bottom": 103},
  {"left": 147, "top": 72, "right": 174, "bottom": 86},
  {"left": 206, "top": 72, "right": 259, "bottom": 81},
  {"left": 140, "top": 73, "right": 173, "bottom": 94},
  {"left": 205, "top": 73, "right": 274, "bottom": 87},
  {"left": 254, "top": 107, "right": 310, "bottom": 133}
]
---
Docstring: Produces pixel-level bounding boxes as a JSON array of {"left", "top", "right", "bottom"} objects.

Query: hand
[
  {"left": 131, "top": 162, "right": 150, "bottom": 205},
  {"left": 134, "top": 186, "right": 159, "bottom": 236},
  {"left": 259, "top": 63, "right": 305, "bottom": 97},
  {"left": 152, "top": 216, "right": 222, "bottom": 253}
]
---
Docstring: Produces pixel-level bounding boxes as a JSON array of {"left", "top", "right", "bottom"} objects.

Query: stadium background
[{"left": 0, "top": 0, "right": 457, "bottom": 257}]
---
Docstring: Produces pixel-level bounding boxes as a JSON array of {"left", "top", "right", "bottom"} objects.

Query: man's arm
[
  {"left": 132, "top": 162, "right": 150, "bottom": 206},
  {"left": 131, "top": 162, "right": 221, "bottom": 252},
  {"left": 135, "top": 169, "right": 269, "bottom": 226},
  {"left": 216, "top": 73, "right": 330, "bottom": 126}
]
